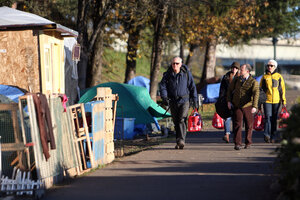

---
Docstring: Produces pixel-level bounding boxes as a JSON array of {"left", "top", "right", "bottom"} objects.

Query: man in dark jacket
[
  {"left": 160, "top": 57, "right": 198, "bottom": 149},
  {"left": 218, "top": 62, "right": 240, "bottom": 143},
  {"left": 227, "top": 64, "right": 259, "bottom": 150}
]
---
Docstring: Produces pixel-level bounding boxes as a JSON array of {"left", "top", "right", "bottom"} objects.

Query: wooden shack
[{"left": 0, "top": 6, "right": 78, "bottom": 94}]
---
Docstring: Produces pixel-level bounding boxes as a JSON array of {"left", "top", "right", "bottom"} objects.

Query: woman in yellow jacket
[{"left": 260, "top": 59, "right": 286, "bottom": 143}]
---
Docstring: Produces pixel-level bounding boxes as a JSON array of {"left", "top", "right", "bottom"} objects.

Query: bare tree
[{"left": 149, "top": 0, "right": 169, "bottom": 101}]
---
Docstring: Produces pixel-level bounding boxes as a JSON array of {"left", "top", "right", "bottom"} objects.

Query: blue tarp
[
  {"left": 255, "top": 75, "right": 263, "bottom": 83},
  {"left": 200, "top": 75, "right": 263, "bottom": 104},
  {"left": 127, "top": 76, "right": 150, "bottom": 92},
  {"left": 200, "top": 83, "right": 220, "bottom": 104},
  {"left": 0, "top": 85, "right": 25, "bottom": 102}
]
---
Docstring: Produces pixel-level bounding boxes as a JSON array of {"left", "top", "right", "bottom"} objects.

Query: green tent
[{"left": 79, "top": 82, "right": 171, "bottom": 124}]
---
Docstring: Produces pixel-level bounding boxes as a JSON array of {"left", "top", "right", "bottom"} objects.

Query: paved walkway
[{"left": 43, "top": 131, "right": 279, "bottom": 200}]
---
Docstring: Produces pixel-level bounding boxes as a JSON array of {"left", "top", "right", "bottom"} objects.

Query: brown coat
[{"left": 227, "top": 75, "right": 259, "bottom": 109}]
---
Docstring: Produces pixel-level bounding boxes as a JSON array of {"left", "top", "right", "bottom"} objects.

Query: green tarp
[{"left": 79, "top": 82, "right": 171, "bottom": 124}]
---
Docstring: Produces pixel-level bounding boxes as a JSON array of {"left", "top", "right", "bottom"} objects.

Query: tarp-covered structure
[
  {"left": 79, "top": 82, "right": 171, "bottom": 124},
  {"left": 200, "top": 75, "right": 263, "bottom": 104}
]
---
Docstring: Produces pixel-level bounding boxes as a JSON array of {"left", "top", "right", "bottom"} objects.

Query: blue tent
[{"left": 127, "top": 76, "right": 150, "bottom": 92}]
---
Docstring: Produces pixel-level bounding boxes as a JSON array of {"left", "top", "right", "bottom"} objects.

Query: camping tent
[
  {"left": 127, "top": 76, "right": 150, "bottom": 92},
  {"left": 79, "top": 82, "right": 171, "bottom": 124}
]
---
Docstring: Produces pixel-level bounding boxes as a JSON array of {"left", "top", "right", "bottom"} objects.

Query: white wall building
[{"left": 216, "top": 37, "right": 300, "bottom": 75}]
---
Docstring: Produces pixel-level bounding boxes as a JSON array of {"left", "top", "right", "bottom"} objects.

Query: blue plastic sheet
[
  {"left": 200, "top": 83, "right": 220, "bottom": 104},
  {"left": 200, "top": 75, "right": 263, "bottom": 104},
  {"left": 0, "top": 85, "right": 25, "bottom": 102},
  {"left": 127, "top": 76, "right": 150, "bottom": 92}
]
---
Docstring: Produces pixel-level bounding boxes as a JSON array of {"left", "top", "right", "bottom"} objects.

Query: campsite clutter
[
  {"left": 0, "top": 89, "right": 120, "bottom": 197},
  {"left": 0, "top": 6, "right": 123, "bottom": 191}
]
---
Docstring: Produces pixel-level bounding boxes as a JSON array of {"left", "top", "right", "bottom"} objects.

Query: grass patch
[{"left": 101, "top": 48, "right": 152, "bottom": 83}]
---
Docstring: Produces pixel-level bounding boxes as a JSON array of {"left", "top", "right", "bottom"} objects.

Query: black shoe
[
  {"left": 175, "top": 144, "right": 179, "bottom": 149},
  {"left": 234, "top": 145, "right": 241, "bottom": 150},
  {"left": 178, "top": 140, "right": 185, "bottom": 149},
  {"left": 264, "top": 136, "right": 270, "bottom": 143},
  {"left": 244, "top": 145, "right": 251, "bottom": 149}
]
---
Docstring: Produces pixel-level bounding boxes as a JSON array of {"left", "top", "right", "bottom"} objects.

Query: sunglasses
[
  {"left": 172, "top": 62, "right": 180, "bottom": 65},
  {"left": 267, "top": 65, "right": 274, "bottom": 68}
]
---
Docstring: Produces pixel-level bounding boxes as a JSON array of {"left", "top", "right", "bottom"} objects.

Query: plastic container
[{"left": 114, "top": 118, "right": 136, "bottom": 139}]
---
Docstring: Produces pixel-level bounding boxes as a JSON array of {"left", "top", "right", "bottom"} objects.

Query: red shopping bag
[
  {"left": 188, "top": 109, "right": 203, "bottom": 132},
  {"left": 278, "top": 107, "right": 290, "bottom": 128},
  {"left": 212, "top": 112, "right": 224, "bottom": 129},
  {"left": 253, "top": 109, "right": 264, "bottom": 131}
]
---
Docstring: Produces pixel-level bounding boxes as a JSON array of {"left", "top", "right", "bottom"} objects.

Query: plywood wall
[{"left": 0, "top": 30, "right": 40, "bottom": 92}]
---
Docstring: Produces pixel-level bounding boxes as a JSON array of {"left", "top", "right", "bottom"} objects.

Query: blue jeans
[
  {"left": 224, "top": 117, "right": 231, "bottom": 135},
  {"left": 263, "top": 103, "right": 280, "bottom": 140}
]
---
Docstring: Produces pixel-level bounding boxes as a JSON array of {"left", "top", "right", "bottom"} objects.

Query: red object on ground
[
  {"left": 278, "top": 107, "right": 290, "bottom": 128},
  {"left": 212, "top": 112, "right": 224, "bottom": 129},
  {"left": 253, "top": 109, "right": 265, "bottom": 131},
  {"left": 188, "top": 109, "right": 203, "bottom": 132}
]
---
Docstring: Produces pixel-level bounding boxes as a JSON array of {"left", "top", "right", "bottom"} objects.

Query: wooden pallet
[
  {"left": 68, "top": 104, "right": 96, "bottom": 171},
  {"left": 96, "top": 87, "right": 118, "bottom": 164}
]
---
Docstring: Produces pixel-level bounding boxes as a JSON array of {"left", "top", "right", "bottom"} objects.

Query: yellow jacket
[{"left": 259, "top": 70, "right": 286, "bottom": 105}]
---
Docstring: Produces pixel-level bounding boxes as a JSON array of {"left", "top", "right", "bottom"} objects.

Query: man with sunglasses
[
  {"left": 159, "top": 57, "right": 198, "bottom": 149},
  {"left": 260, "top": 59, "right": 286, "bottom": 143}
]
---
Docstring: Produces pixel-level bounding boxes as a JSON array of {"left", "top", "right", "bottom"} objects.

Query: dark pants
[
  {"left": 263, "top": 103, "right": 280, "bottom": 140},
  {"left": 170, "top": 101, "right": 189, "bottom": 144},
  {"left": 233, "top": 106, "right": 254, "bottom": 146}
]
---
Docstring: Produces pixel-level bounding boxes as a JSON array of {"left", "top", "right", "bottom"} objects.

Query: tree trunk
[
  {"left": 200, "top": 37, "right": 217, "bottom": 85},
  {"left": 149, "top": 1, "right": 168, "bottom": 101},
  {"left": 89, "top": 32, "right": 103, "bottom": 87},
  {"left": 76, "top": 0, "right": 116, "bottom": 90},
  {"left": 185, "top": 43, "right": 198, "bottom": 67},
  {"left": 179, "top": 36, "right": 184, "bottom": 63},
  {"left": 124, "top": 28, "right": 141, "bottom": 83},
  {"left": 76, "top": 0, "right": 89, "bottom": 90}
]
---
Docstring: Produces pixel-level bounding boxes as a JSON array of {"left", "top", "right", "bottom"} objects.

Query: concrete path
[{"left": 43, "top": 131, "right": 278, "bottom": 200}]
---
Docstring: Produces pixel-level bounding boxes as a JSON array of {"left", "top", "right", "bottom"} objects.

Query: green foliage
[
  {"left": 277, "top": 104, "right": 300, "bottom": 199},
  {"left": 0, "top": 0, "right": 13, "bottom": 6},
  {"left": 101, "top": 48, "right": 152, "bottom": 83}
]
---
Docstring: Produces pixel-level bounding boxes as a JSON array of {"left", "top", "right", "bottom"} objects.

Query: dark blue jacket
[{"left": 159, "top": 64, "right": 198, "bottom": 104}]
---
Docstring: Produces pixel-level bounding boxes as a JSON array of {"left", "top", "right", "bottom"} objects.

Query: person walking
[
  {"left": 218, "top": 62, "right": 240, "bottom": 143},
  {"left": 160, "top": 56, "right": 198, "bottom": 149},
  {"left": 260, "top": 59, "right": 286, "bottom": 143},
  {"left": 227, "top": 64, "right": 259, "bottom": 150}
]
